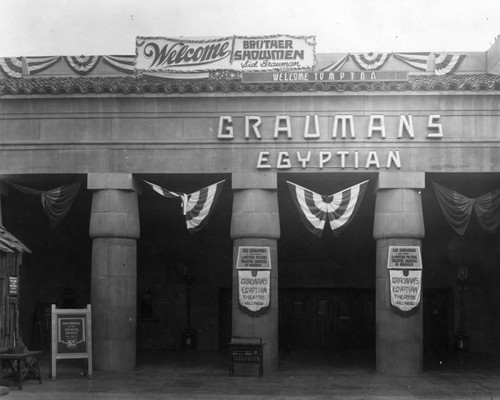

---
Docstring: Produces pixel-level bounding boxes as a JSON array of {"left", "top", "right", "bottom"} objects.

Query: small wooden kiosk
[{"left": 0, "top": 225, "right": 31, "bottom": 352}]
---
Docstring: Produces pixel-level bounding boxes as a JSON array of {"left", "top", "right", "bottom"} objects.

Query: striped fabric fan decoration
[
  {"left": 434, "top": 53, "right": 465, "bottom": 75},
  {"left": 143, "top": 180, "right": 225, "bottom": 234},
  {"left": 350, "top": 53, "right": 391, "bottom": 70},
  {"left": 64, "top": 56, "right": 102, "bottom": 75},
  {"left": 287, "top": 180, "right": 369, "bottom": 237},
  {"left": 0, "top": 57, "right": 23, "bottom": 78}
]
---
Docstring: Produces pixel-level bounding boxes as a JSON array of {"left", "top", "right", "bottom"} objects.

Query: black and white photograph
[{"left": 0, "top": 0, "right": 500, "bottom": 398}]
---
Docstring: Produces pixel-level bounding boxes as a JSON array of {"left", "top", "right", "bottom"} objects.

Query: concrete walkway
[{"left": 3, "top": 350, "right": 500, "bottom": 399}]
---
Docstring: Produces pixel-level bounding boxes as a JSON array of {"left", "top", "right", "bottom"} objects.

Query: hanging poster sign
[
  {"left": 388, "top": 269, "right": 422, "bottom": 312},
  {"left": 8, "top": 276, "right": 18, "bottom": 296},
  {"left": 236, "top": 246, "right": 271, "bottom": 269},
  {"left": 387, "top": 246, "right": 422, "bottom": 269},
  {"left": 238, "top": 270, "right": 270, "bottom": 313},
  {"left": 135, "top": 35, "right": 316, "bottom": 72},
  {"left": 387, "top": 246, "right": 423, "bottom": 312}
]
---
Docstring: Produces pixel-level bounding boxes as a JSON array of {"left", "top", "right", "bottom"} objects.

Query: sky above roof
[{"left": 1, "top": 0, "right": 499, "bottom": 57}]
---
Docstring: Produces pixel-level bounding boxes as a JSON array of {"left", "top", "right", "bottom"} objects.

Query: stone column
[
  {"left": 373, "top": 172, "right": 425, "bottom": 374},
  {"left": 88, "top": 173, "right": 140, "bottom": 371},
  {"left": 230, "top": 172, "right": 280, "bottom": 372}
]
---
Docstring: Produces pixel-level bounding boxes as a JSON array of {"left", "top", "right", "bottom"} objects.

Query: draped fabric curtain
[
  {"left": 10, "top": 182, "right": 81, "bottom": 227},
  {"left": 432, "top": 181, "right": 500, "bottom": 236}
]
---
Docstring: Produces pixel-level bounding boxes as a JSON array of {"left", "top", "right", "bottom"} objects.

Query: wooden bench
[
  {"left": 0, "top": 350, "right": 42, "bottom": 390},
  {"left": 229, "top": 336, "right": 264, "bottom": 378}
]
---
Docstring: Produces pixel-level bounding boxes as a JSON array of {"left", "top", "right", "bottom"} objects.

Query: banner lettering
[{"left": 136, "top": 35, "right": 316, "bottom": 72}]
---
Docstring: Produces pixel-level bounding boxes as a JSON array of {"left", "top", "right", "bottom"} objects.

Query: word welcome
[
  {"left": 241, "top": 71, "right": 409, "bottom": 83},
  {"left": 143, "top": 41, "right": 231, "bottom": 69}
]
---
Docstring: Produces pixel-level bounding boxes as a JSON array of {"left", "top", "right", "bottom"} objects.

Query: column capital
[
  {"left": 377, "top": 172, "right": 425, "bottom": 190},
  {"left": 87, "top": 173, "right": 141, "bottom": 193},
  {"left": 232, "top": 172, "right": 277, "bottom": 190}
]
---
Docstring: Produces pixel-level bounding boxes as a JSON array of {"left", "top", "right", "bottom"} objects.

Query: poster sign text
[
  {"left": 387, "top": 246, "right": 423, "bottom": 312},
  {"left": 238, "top": 270, "right": 270, "bottom": 313},
  {"left": 237, "top": 246, "right": 271, "bottom": 269},
  {"left": 136, "top": 35, "right": 316, "bottom": 72}
]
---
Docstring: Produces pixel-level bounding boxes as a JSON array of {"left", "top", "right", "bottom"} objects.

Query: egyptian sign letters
[{"left": 217, "top": 114, "right": 443, "bottom": 170}]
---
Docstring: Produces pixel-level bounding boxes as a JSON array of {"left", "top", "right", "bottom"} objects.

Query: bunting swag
[
  {"left": 26, "top": 56, "right": 62, "bottom": 74},
  {"left": 350, "top": 53, "right": 391, "bottom": 70},
  {"left": 287, "top": 180, "right": 369, "bottom": 238},
  {"left": 102, "top": 55, "right": 135, "bottom": 74},
  {"left": 320, "top": 54, "right": 349, "bottom": 72},
  {"left": 432, "top": 182, "right": 500, "bottom": 236},
  {"left": 64, "top": 56, "right": 102, "bottom": 75},
  {"left": 11, "top": 182, "right": 81, "bottom": 227},
  {"left": 0, "top": 57, "right": 23, "bottom": 78},
  {"left": 143, "top": 180, "right": 225, "bottom": 234},
  {"left": 393, "top": 52, "right": 430, "bottom": 72},
  {"left": 434, "top": 53, "right": 465, "bottom": 75}
]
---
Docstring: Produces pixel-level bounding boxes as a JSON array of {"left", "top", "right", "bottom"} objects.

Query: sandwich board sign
[{"left": 51, "top": 304, "right": 92, "bottom": 379}]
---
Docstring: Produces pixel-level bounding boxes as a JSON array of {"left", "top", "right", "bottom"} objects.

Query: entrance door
[
  {"left": 279, "top": 288, "right": 375, "bottom": 356},
  {"left": 423, "top": 288, "right": 453, "bottom": 365},
  {"left": 218, "top": 288, "right": 232, "bottom": 350}
]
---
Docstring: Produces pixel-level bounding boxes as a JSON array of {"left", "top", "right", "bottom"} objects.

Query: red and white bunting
[
  {"left": 350, "top": 53, "right": 390, "bottom": 70},
  {"left": 0, "top": 57, "right": 23, "bottom": 78},
  {"left": 102, "top": 55, "right": 135, "bottom": 74},
  {"left": 143, "top": 180, "right": 225, "bottom": 234},
  {"left": 393, "top": 52, "right": 430, "bottom": 72},
  {"left": 320, "top": 54, "right": 349, "bottom": 72},
  {"left": 26, "top": 56, "right": 62, "bottom": 74},
  {"left": 64, "top": 56, "right": 102, "bottom": 75},
  {"left": 287, "top": 180, "right": 369, "bottom": 237},
  {"left": 11, "top": 182, "right": 81, "bottom": 227},
  {"left": 434, "top": 53, "right": 465, "bottom": 75}
]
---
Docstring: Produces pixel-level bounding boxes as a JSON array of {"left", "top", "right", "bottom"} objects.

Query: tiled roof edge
[{"left": 1, "top": 74, "right": 500, "bottom": 96}]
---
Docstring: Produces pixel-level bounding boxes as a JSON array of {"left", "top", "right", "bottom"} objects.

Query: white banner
[
  {"left": 238, "top": 270, "right": 270, "bottom": 313},
  {"left": 387, "top": 246, "right": 423, "bottom": 312},
  {"left": 136, "top": 35, "right": 316, "bottom": 72},
  {"left": 236, "top": 246, "right": 271, "bottom": 269},
  {"left": 389, "top": 270, "right": 422, "bottom": 312},
  {"left": 387, "top": 246, "right": 422, "bottom": 269}
]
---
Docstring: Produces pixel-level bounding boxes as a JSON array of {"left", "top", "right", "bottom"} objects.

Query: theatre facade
[{"left": 1, "top": 35, "right": 500, "bottom": 374}]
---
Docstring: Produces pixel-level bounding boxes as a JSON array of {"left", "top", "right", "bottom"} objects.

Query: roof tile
[{"left": 1, "top": 74, "right": 500, "bottom": 96}]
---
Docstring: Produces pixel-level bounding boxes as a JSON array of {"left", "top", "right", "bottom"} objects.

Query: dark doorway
[
  {"left": 279, "top": 288, "right": 375, "bottom": 357},
  {"left": 218, "top": 288, "right": 232, "bottom": 351},
  {"left": 423, "top": 288, "right": 453, "bottom": 367}
]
